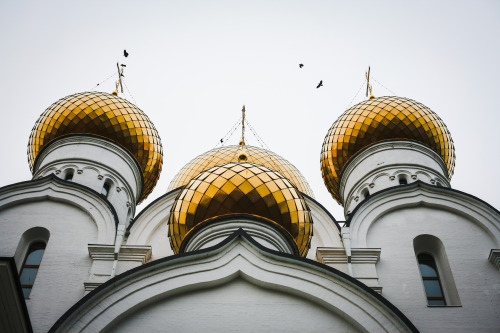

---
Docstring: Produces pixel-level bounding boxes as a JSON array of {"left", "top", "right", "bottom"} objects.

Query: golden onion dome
[
  {"left": 168, "top": 145, "right": 314, "bottom": 197},
  {"left": 28, "top": 91, "right": 163, "bottom": 202},
  {"left": 168, "top": 162, "right": 313, "bottom": 256},
  {"left": 321, "top": 96, "right": 455, "bottom": 204}
]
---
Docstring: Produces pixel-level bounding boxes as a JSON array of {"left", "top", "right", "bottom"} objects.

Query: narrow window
[
  {"left": 20, "top": 242, "right": 46, "bottom": 299},
  {"left": 361, "top": 188, "right": 370, "bottom": 200},
  {"left": 418, "top": 253, "right": 446, "bottom": 306},
  {"left": 398, "top": 175, "right": 408, "bottom": 185},
  {"left": 64, "top": 171, "right": 73, "bottom": 182},
  {"left": 101, "top": 182, "right": 111, "bottom": 197}
]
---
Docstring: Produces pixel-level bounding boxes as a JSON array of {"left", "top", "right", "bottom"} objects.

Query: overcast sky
[{"left": 1, "top": 0, "right": 499, "bottom": 220}]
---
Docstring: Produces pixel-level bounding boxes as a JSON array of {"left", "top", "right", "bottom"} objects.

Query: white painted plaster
[
  {"left": 348, "top": 185, "right": 500, "bottom": 332},
  {"left": 53, "top": 237, "right": 414, "bottom": 333},
  {"left": 33, "top": 136, "right": 142, "bottom": 225},
  {"left": 340, "top": 141, "right": 450, "bottom": 216}
]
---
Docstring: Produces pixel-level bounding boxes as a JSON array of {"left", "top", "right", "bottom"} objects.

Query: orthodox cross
[{"left": 112, "top": 62, "right": 125, "bottom": 96}]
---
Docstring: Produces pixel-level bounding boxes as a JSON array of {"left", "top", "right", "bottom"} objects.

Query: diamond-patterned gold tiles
[
  {"left": 168, "top": 145, "right": 314, "bottom": 197},
  {"left": 321, "top": 96, "right": 455, "bottom": 204},
  {"left": 169, "top": 162, "right": 313, "bottom": 256},
  {"left": 27, "top": 91, "right": 163, "bottom": 202}
]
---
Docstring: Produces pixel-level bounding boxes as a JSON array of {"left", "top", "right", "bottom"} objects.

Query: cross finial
[
  {"left": 365, "top": 66, "right": 374, "bottom": 99},
  {"left": 239, "top": 105, "right": 246, "bottom": 146},
  {"left": 112, "top": 62, "right": 125, "bottom": 96}
]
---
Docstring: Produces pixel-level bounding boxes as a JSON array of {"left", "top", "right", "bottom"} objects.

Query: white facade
[{"left": 0, "top": 116, "right": 499, "bottom": 333}]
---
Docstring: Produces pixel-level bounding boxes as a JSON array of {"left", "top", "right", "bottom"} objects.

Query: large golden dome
[
  {"left": 321, "top": 96, "right": 455, "bottom": 203},
  {"left": 169, "top": 162, "right": 313, "bottom": 256},
  {"left": 168, "top": 145, "right": 314, "bottom": 197},
  {"left": 28, "top": 91, "right": 163, "bottom": 201}
]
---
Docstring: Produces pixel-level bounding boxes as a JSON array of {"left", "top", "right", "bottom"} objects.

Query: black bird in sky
[
  {"left": 299, "top": 63, "right": 304, "bottom": 68},
  {"left": 220, "top": 138, "right": 224, "bottom": 143},
  {"left": 316, "top": 80, "right": 323, "bottom": 88},
  {"left": 123, "top": 49, "right": 129, "bottom": 57}
]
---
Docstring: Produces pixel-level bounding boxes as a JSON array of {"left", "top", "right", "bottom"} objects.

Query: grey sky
[{"left": 1, "top": 0, "right": 499, "bottom": 220}]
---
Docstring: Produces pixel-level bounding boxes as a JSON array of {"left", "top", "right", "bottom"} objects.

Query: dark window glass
[
  {"left": 24, "top": 249, "right": 44, "bottom": 265},
  {"left": 418, "top": 253, "right": 446, "bottom": 306},
  {"left": 20, "top": 242, "right": 45, "bottom": 299},
  {"left": 399, "top": 176, "right": 408, "bottom": 185},
  {"left": 22, "top": 288, "right": 32, "bottom": 299},
  {"left": 101, "top": 182, "right": 111, "bottom": 197},
  {"left": 418, "top": 262, "right": 438, "bottom": 277},
  {"left": 423, "top": 280, "right": 444, "bottom": 297},
  {"left": 65, "top": 172, "right": 73, "bottom": 181}
]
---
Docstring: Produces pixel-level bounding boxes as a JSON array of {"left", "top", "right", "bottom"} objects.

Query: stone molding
[
  {"left": 348, "top": 183, "right": 500, "bottom": 248},
  {"left": 85, "top": 244, "right": 152, "bottom": 292},
  {"left": 88, "top": 244, "right": 152, "bottom": 263},
  {"left": 0, "top": 176, "right": 117, "bottom": 244},
  {"left": 183, "top": 218, "right": 297, "bottom": 254},
  {"left": 317, "top": 247, "right": 382, "bottom": 293},
  {"left": 317, "top": 247, "right": 381, "bottom": 264}
]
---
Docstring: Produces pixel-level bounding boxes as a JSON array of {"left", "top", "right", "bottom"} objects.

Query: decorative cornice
[
  {"left": 88, "top": 244, "right": 151, "bottom": 263},
  {"left": 33, "top": 135, "right": 144, "bottom": 202},
  {"left": 340, "top": 140, "right": 449, "bottom": 189},
  {"left": 317, "top": 247, "right": 381, "bottom": 264},
  {"left": 339, "top": 140, "right": 449, "bottom": 204}
]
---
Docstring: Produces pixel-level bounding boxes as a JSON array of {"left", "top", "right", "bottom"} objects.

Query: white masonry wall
[
  {"left": 33, "top": 136, "right": 143, "bottom": 226},
  {"left": 348, "top": 187, "right": 500, "bottom": 333},
  {"left": 0, "top": 200, "right": 97, "bottom": 333},
  {"left": 107, "top": 278, "right": 361, "bottom": 332},
  {"left": 340, "top": 141, "right": 450, "bottom": 216}
]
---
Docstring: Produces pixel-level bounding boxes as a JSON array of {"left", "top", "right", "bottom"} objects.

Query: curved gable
[
  {"left": 348, "top": 181, "right": 500, "bottom": 248},
  {"left": 0, "top": 175, "right": 117, "bottom": 244},
  {"left": 50, "top": 230, "right": 418, "bottom": 333}
]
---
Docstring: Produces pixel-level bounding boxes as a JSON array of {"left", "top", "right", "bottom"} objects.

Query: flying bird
[
  {"left": 316, "top": 80, "right": 323, "bottom": 88},
  {"left": 123, "top": 50, "right": 129, "bottom": 57},
  {"left": 220, "top": 138, "right": 224, "bottom": 143},
  {"left": 299, "top": 63, "right": 304, "bottom": 68}
]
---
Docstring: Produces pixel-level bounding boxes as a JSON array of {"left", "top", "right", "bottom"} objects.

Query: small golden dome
[
  {"left": 168, "top": 162, "right": 313, "bottom": 256},
  {"left": 168, "top": 145, "right": 314, "bottom": 197},
  {"left": 321, "top": 96, "right": 455, "bottom": 204},
  {"left": 28, "top": 91, "right": 163, "bottom": 202}
]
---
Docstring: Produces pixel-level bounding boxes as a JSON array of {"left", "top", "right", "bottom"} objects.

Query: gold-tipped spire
[
  {"left": 112, "top": 62, "right": 125, "bottom": 96},
  {"left": 239, "top": 105, "right": 246, "bottom": 146},
  {"left": 237, "top": 105, "right": 247, "bottom": 162},
  {"left": 365, "top": 66, "right": 375, "bottom": 99}
]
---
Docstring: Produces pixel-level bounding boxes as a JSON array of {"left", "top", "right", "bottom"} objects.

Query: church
[{"left": 0, "top": 84, "right": 499, "bottom": 332}]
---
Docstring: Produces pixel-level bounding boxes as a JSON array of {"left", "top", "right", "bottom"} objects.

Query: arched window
[
  {"left": 417, "top": 253, "right": 446, "bottom": 305},
  {"left": 414, "top": 234, "right": 461, "bottom": 306},
  {"left": 398, "top": 175, "right": 408, "bottom": 185},
  {"left": 64, "top": 169, "right": 74, "bottom": 181},
  {"left": 19, "top": 242, "right": 46, "bottom": 298},
  {"left": 361, "top": 188, "right": 370, "bottom": 200},
  {"left": 101, "top": 181, "right": 111, "bottom": 197}
]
